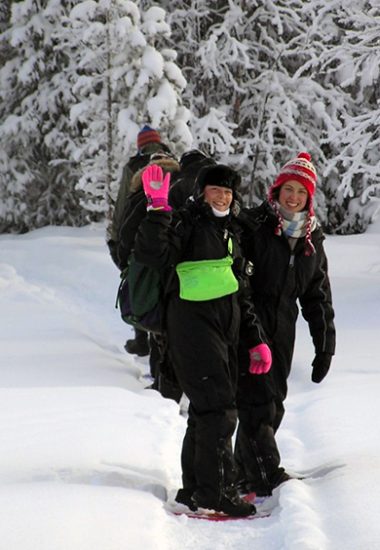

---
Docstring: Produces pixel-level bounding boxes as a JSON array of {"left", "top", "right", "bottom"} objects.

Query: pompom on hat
[{"left": 137, "top": 125, "right": 161, "bottom": 151}]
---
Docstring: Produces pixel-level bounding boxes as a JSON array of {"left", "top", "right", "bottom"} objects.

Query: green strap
[{"left": 227, "top": 237, "right": 233, "bottom": 255}]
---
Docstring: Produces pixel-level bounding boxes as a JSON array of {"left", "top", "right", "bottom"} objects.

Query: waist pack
[
  {"left": 116, "top": 254, "right": 162, "bottom": 334},
  {"left": 175, "top": 238, "right": 238, "bottom": 301}
]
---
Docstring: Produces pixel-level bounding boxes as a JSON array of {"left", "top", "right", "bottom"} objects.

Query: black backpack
[{"left": 116, "top": 253, "right": 163, "bottom": 334}]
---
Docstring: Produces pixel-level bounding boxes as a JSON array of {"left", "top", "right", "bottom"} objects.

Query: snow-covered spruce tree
[
  {"left": 0, "top": 0, "right": 11, "bottom": 36},
  {"left": 0, "top": 0, "right": 85, "bottom": 233},
  {"left": 241, "top": 0, "right": 359, "bottom": 224},
  {"left": 66, "top": 0, "right": 192, "bottom": 221},
  {"left": 312, "top": 0, "right": 380, "bottom": 234},
  {"left": 160, "top": 1, "right": 245, "bottom": 159},
  {"left": 228, "top": 0, "right": 380, "bottom": 231},
  {"left": 162, "top": 0, "right": 379, "bottom": 233},
  {"left": 160, "top": 1, "right": 343, "bottom": 213}
]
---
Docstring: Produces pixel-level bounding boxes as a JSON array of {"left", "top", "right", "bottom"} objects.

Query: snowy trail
[
  {"left": 1, "top": 222, "right": 380, "bottom": 549},
  {"left": 134, "top": 346, "right": 333, "bottom": 550}
]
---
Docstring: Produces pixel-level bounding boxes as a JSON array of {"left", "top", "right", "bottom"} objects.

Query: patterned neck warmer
[
  {"left": 279, "top": 205, "right": 316, "bottom": 236},
  {"left": 270, "top": 201, "right": 317, "bottom": 256}
]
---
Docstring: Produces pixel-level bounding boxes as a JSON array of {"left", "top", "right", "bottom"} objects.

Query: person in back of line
[
  {"left": 107, "top": 125, "right": 173, "bottom": 359},
  {"left": 235, "top": 152, "right": 336, "bottom": 497},
  {"left": 118, "top": 149, "right": 217, "bottom": 404},
  {"left": 117, "top": 148, "right": 180, "bottom": 398},
  {"left": 133, "top": 161, "right": 272, "bottom": 517}
]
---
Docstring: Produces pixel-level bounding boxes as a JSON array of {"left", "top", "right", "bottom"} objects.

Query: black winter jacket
[
  {"left": 108, "top": 143, "right": 175, "bottom": 268},
  {"left": 239, "top": 201, "right": 336, "bottom": 359},
  {"left": 107, "top": 149, "right": 160, "bottom": 266},
  {"left": 134, "top": 199, "right": 267, "bottom": 349}
]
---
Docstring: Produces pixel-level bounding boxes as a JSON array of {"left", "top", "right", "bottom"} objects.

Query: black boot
[
  {"left": 216, "top": 493, "right": 255, "bottom": 517},
  {"left": 191, "top": 418, "right": 256, "bottom": 517},
  {"left": 175, "top": 488, "right": 197, "bottom": 511},
  {"left": 193, "top": 488, "right": 255, "bottom": 517},
  {"left": 124, "top": 329, "right": 149, "bottom": 356},
  {"left": 235, "top": 422, "right": 284, "bottom": 496}
]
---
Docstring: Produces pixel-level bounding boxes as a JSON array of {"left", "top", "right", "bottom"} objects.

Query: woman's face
[
  {"left": 278, "top": 179, "right": 309, "bottom": 213},
  {"left": 203, "top": 185, "right": 233, "bottom": 212}
]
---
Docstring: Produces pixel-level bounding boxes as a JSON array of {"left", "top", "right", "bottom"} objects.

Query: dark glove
[{"left": 311, "top": 352, "right": 332, "bottom": 383}]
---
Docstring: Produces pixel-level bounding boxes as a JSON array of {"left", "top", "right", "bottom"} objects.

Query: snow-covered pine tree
[
  {"left": 0, "top": 0, "right": 85, "bottom": 233},
  {"left": 0, "top": 0, "right": 10, "bottom": 36},
  {"left": 161, "top": 1, "right": 345, "bottom": 211},
  {"left": 162, "top": 0, "right": 379, "bottom": 233},
  {"left": 2, "top": 0, "right": 378, "bottom": 233},
  {"left": 242, "top": 0, "right": 358, "bottom": 222},
  {"left": 312, "top": 0, "right": 380, "bottom": 233},
  {"left": 161, "top": 0, "right": 242, "bottom": 158},
  {"left": 66, "top": 0, "right": 192, "bottom": 220}
]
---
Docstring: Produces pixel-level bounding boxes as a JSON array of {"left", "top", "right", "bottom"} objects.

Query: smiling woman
[
  {"left": 203, "top": 185, "right": 233, "bottom": 213},
  {"left": 235, "top": 151, "right": 336, "bottom": 497},
  {"left": 278, "top": 180, "right": 308, "bottom": 213},
  {"left": 132, "top": 162, "right": 271, "bottom": 517}
]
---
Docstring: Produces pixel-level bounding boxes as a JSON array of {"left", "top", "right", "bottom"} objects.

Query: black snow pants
[
  {"left": 235, "top": 306, "right": 296, "bottom": 495},
  {"left": 166, "top": 294, "right": 241, "bottom": 508}
]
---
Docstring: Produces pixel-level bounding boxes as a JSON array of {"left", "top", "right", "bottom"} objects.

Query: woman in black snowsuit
[
  {"left": 235, "top": 152, "right": 336, "bottom": 496},
  {"left": 134, "top": 162, "right": 271, "bottom": 517}
]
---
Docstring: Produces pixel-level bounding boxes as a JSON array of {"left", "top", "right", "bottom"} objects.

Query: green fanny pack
[{"left": 175, "top": 238, "right": 239, "bottom": 301}]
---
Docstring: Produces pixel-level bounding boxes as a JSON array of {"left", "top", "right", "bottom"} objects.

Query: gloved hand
[
  {"left": 141, "top": 164, "right": 171, "bottom": 211},
  {"left": 311, "top": 352, "right": 332, "bottom": 383},
  {"left": 249, "top": 344, "right": 272, "bottom": 375}
]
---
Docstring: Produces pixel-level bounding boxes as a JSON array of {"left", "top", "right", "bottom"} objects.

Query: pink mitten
[
  {"left": 249, "top": 344, "right": 272, "bottom": 374},
  {"left": 141, "top": 164, "right": 171, "bottom": 211}
]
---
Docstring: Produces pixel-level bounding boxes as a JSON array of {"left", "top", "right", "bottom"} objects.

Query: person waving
[{"left": 134, "top": 162, "right": 270, "bottom": 517}]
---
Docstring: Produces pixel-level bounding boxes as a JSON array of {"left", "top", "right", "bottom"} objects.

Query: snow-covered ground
[{"left": 1, "top": 217, "right": 379, "bottom": 550}]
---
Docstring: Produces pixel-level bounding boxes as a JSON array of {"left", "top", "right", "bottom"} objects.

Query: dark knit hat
[
  {"left": 137, "top": 125, "right": 161, "bottom": 151},
  {"left": 195, "top": 164, "right": 241, "bottom": 194}
]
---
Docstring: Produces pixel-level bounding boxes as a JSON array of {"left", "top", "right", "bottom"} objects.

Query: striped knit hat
[
  {"left": 137, "top": 125, "right": 161, "bottom": 151},
  {"left": 269, "top": 152, "right": 317, "bottom": 210},
  {"left": 268, "top": 152, "right": 317, "bottom": 256}
]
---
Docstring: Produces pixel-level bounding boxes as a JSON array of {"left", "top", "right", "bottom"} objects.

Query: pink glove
[
  {"left": 249, "top": 344, "right": 272, "bottom": 374},
  {"left": 141, "top": 164, "right": 171, "bottom": 211}
]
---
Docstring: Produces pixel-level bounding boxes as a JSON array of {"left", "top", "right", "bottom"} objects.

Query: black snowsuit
[
  {"left": 134, "top": 199, "right": 267, "bottom": 509},
  {"left": 235, "top": 201, "right": 336, "bottom": 495}
]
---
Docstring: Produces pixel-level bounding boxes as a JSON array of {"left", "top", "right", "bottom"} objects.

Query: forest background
[{"left": 0, "top": 0, "right": 379, "bottom": 236}]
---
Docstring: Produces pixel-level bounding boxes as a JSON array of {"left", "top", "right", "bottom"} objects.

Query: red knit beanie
[
  {"left": 269, "top": 152, "right": 317, "bottom": 211},
  {"left": 268, "top": 152, "right": 318, "bottom": 256},
  {"left": 137, "top": 125, "right": 161, "bottom": 151}
]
